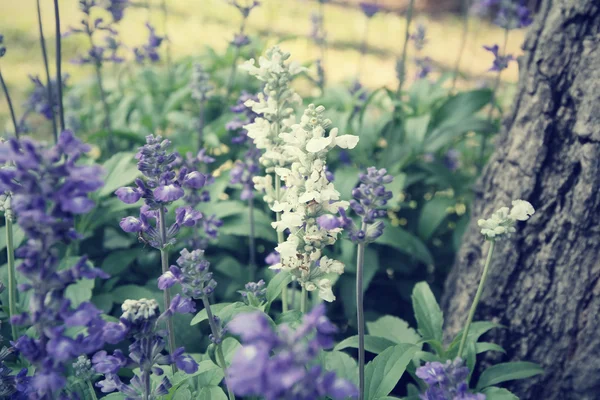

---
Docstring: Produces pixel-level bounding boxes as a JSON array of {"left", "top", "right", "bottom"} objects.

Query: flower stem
[
  {"left": 5, "top": 213, "right": 19, "bottom": 343},
  {"left": 202, "top": 295, "right": 235, "bottom": 400},
  {"left": 478, "top": 29, "right": 509, "bottom": 172},
  {"left": 396, "top": 0, "right": 415, "bottom": 95},
  {"left": 274, "top": 176, "right": 288, "bottom": 312},
  {"left": 450, "top": 0, "right": 470, "bottom": 92},
  {"left": 142, "top": 371, "right": 151, "bottom": 400},
  {"left": 161, "top": 0, "right": 173, "bottom": 88},
  {"left": 248, "top": 196, "right": 257, "bottom": 281},
  {"left": 457, "top": 240, "right": 496, "bottom": 359},
  {"left": 158, "top": 207, "right": 178, "bottom": 373},
  {"left": 53, "top": 0, "right": 65, "bottom": 131},
  {"left": 87, "top": 380, "right": 98, "bottom": 400},
  {"left": 356, "top": 239, "right": 366, "bottom": 400},
  {"left": 0, "top": 67, "right": 19, "bottom": 138},
  {"left": 36, "top": 0, "right": 59, "bottom": 143},
  {"left": 300, "top": 287, "right": 308, "bottom": 314},
  {"left": 197, "top": 101, "right": 206, "bottom": 152}
]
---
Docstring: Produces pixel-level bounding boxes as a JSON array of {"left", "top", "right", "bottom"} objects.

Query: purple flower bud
[
  {"left": 119, "top": 216, "right": 143, "bottom": 232},
  {"left": 265, "top": 251, "right": 280, "bottom": 266},
  {"left": 183, "top": 171, "right": 206, "bottom": 189},
  {"left": 92, "top": 350, "right": 128, "bottom": 374},
  {"left": 317, "top": 214, "right": 343, "bottom": 230},
  {"left": 102, "top": 322, "right": 128, "bottom": 344},
  {"left": 158, "top": 266, "right": 182, "bottom": 289},
  {"left": 171, "top": 348, "right": 199, "bottom": 374},
  {"left": 115, "top": 187, "right": 142, "bottom": 204},
  {"left": 153, "top": 184, "right": 184, "bottom": 202},
  {"left": 168, "top": 294, "right": 196, "bottom": 315},
  {"left": 359, "top": 2, "right": 380, "bottom": 18}
]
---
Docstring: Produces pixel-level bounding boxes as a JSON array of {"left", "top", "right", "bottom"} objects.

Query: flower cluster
[
  {"left": 323, "top": 167, "right": 392, "bottom": 244},
  {"left": 116, "top": 135, "right": 206, "bottom": 248},
  {"left": 190, "top": 63, "right": 213, "bottom": 103},
  {"left": 477, "top": 199, "right": 534, "bottom": 240},
  {"left": 93, "top": 299, "right": 198, "bottom": 397},
  {"left": 66, "top": 0, "right": 125, "bottom": 66},
  {"left": 227, "top": 304, "right": 358, "bottom": 400},
  {"left": 0, "top": 131, "right": 110, "bottom": 396},
  {"left": 310, "top": 12, "right": 327, "bottom": 47},
  {"left": 0, "top": 346, "right": 29, "bottom": 398},
  {"left": 22, "top": 74, "right": 68, "bottom": 122},
  {"left": 269, "top": 104, "right": 358, "bottom": 301},
  {"left": 474, "top": 0, "right": 532, "bottom": 30},
  {"left": 230, "top": 147, "right": 261, "bottom": 201},
  {"left": 411, "top": 23, "right": 431, "bottom": 79},
  {"left": 226, "top": 0, "right": 260, "bottom": 48},
  {"left": 416, "top": 358, "right": 484, "bottom": 400},
  {"left": 133, "top": 23, "right": 164, "bottom": 64},
  {"left": 239, "top": 279, "right": 267, "bottom": 305},
  {"left": 227, "top": 92, "right": 260, "bottom": 144},
  {"left": 349, "top": 80, "right": 368, "bottom": 115},
  {"left": 483, "top": 44, "right": 514, "bottom": 72}
]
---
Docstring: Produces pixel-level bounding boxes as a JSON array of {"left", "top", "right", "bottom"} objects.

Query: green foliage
[{"left": 364, "top": 344, "right": 419, "bottom": 400}]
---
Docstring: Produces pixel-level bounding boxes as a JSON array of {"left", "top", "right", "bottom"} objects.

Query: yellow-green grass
[{"left": 0, "top": 0, "right": 525, "bottom": 130}]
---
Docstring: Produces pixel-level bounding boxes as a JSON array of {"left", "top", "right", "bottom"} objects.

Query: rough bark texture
[{"left": 441, "top": 1, "right": 600, "bottom": 399}]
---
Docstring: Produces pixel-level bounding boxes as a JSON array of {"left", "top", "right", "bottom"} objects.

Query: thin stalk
[
  {"left": 0, "top": 67, "right": 19, "bottom": 137},
  {"left": 274, "top": 175, "right": 288, "bottom": 312},
  {"left": 197, "top": 101, "right": 206, "bottom": 152},
  {"left": 36, "top": 0, "right": 59, "bottom": 143},
  {"left": 158, "top": 207, "right": 178, "bottom": 372},
  {"left": 226, "top": 17, "right": 248, "bottom": 97},
  {"left": 87, "top": 380, "right": 98, "bottom": 400},
  {"left": 300, "top": 287, "right": 308, "bottom": 314},
  {"left": 356, "top": 236, "right": 367, "bottom": 400},
  {"left": 142, "top": 371, "right": 151, "bottom": 400},
  {"left": 161, "top": 0, "right": 173, "bottom": 87},
  {"left": 248, "top": 196, "right": 257, "bottom": 281},
  {"left": 450, "top": 0, "right": 471, "bottom": 92},
  {"left": 396, "top": 0, "right": 415, "bottom": 95},
  {"left": 53, "top": 0, "right": 65, "bottom": 131},
  {"left": 5, "top": 214, "right": 18, "bottom": 343},
  {"left": 357, "top": 19, "right": 371, "bottom": 80},
  {"left": 202, "top": 295, "right": 236, "bottom": 400},
  {"left": 478, "top": 29, "right": 509, "bottom": 172},
  {"left": 457, "top": 240, "right": 496, "bottom": 359}
]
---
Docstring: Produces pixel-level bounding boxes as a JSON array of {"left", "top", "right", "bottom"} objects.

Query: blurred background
[{"left": 1, "top": 0, "right": 526, "bottom": 130}]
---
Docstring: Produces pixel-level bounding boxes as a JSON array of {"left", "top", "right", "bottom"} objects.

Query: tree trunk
[{"left": 441, "top": 1, "right": 600, "bottom": 399}]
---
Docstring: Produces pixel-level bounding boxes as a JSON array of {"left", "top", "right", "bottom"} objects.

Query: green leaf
[
  {"left": 323, "top": 350, "right": 358, "bottom": 384},
  {"left": 275, "top": 310, "right": 303, "bottom": 326},
  {"left": 98, "top": 152, "right": 140, "bottom": 198},
  {"left": 417, "top": 197, "right": 454, "bottom": 240},
  {"left": 194, "top": 360, "right": 225, "bottom": 387},
  {"left": 366, "top": 316, "right": 421, "bottom": 345},
  {"left": 446, "top": 322, "right": 503, "bottom": 358},
  {"left": 378, "top": 226, "right": 434, "bottom": 265},
  {"left": 411, "top": 282, "right": 443, "bottom": 343},
  {"left": 476, "top": 342, "right": 506, "bottom": 354},
  {"left": 481, "top": 387, "right": 519, "bottom": 400},
  {"left": 65, "top": 278, "right": 95, "bottom": 307},
  {"left": 266, "top": 271, "right": 292, "bottom": 303},
  {"left": 0, "top": 223, "right": 26, "bottom": 252},
  {"left": 191, "top": 303, "right": 233, "bottom": 325},
  {"left": 364, "top": 344, "right": 418, "bottom": 400},
  {"left": 476, "top": 362, "right": 544, "bottom": 390},
  {"left": 334, "top": 335, "right": 396, "bottom": 355},
  {"left": 196, "top": 386, "right": 227, "bottom": 400},
  {"left": 101, "top": 249, "right": 139, "bottom": 276},
  {"left": 428, "top": 89, "right": 492, "bottom": 131}
]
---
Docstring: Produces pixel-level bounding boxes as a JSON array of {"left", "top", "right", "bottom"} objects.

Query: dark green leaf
[
  {"left": 417, "top": 197, "right": 454, "bottom": 240},
  {"left": 323, "top": 350, "right": 358, "bottom": 384},
  {"left": 481, "top": 387, "right": 519, "bottom": 400},
  {"left": 428, "top": 89, "right": 492, "bottom": 131},
  {"left": 476, "top": 342, "right": 506, "bottom": 354},
  {"left": 364, "top": 344, "right": 419, "bottom": 400},
  {"left": 191, "top": 303, "right": 234, "bottom": 325},
  {"left": 366, "top": 316, "right": 421, "bottom": 345},
  {"left": 411, "top": 282, "right": 443, "bottom": 343},
  {"left": 266, "top": 271, "right": 292, "bottom": 303},
  {"left": 378, "top": 227, "right": 433, "bottom": 265},
  {"left": 98, "top": 152, "right": 140, "bottom": 198},
  {"left": 476, "top": 362, "right": 544, "bottom": 390},
  {"left": 335, "top": 335, "right": 396, "bottom": 355}
]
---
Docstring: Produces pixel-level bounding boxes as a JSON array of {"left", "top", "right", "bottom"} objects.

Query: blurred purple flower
[
  {"left": 359, "top": 2, "right": 380, "bottom": 18},
  {"left": 483, "top": 44, "right": 514, "bottom": 72}
]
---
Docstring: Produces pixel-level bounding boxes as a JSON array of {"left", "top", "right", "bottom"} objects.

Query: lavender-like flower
[
  {"left": 411, "top": 23, "right": 428, "bottom": 51},
  {"left": 230, "top": 147, "right": 260, "bottom": 201},
  {"left": 483, "top": 44, "right": 514, "bottom": 72},
  {"left": 0, "top": 346, "right": 30, "bottom": 398},
  {"left": 349, "top": 80, "right": 368, "bottom": 115},
  {"left": 415, "top": 57, "right": 432, "bottom": 79},
  {"left": 474, "top": 0, "right": 532, "bottom": 30},
  {"left": 416, "top": 358, "right": 485, "bottom": 400},
  {"left": 239, "top": 280, "right": 267, "bottom": 305},
  {"left": 227, "top": 304, "right": 359, "bottom": 400},
  {"left": 228, "top": 92, "right": 260, "bottom": 144},
  {"left": 133, "top": 23, "right": 164, "bottom": 64},
  {"left": 0, "top": 131, "right": 109, "bottom": 396},
  {"left": 21, "top": 74, "right": 68, "bottom": 122},
  {"left": 359, "top": 2, "right": 381, "bottom": 18},
  {"left": 93, "top": 298, "right": 198, "bottom": 398},
  {"left": 103, "top": 0, "right": 129, "bottom": 23}
]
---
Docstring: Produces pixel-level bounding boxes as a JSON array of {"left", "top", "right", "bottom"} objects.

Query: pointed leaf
[
  {"left": 364, "top": 344, "right": 418, "bottom": 400},
  {"left": 335, "top": 335, "right": 396, "bottom": 355},
  {"left": 411, "top": 282, "right": 443, "bottom": 343},
  {"left": 266, "top": 271, "right": 292, "bottom": 303},
  {"left": 476, "top": 362, "right": 544, "bottom": 390},
  {"left": 481, "top": 387, "right": 519, "bottom": 400},
  {"left": 367, "top": 316, "right": 421, "bottom": 345}
]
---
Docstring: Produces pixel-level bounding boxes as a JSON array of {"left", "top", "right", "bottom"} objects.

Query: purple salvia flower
[
  {"left": 411, "top": 23, "right": 428, "bottom": 51},
  {"left": 239, "top": 279, "right": 267, "bottom": 305},
  {"left": 359, "top": 2, "right": 380, "bottom": 18},
  {"left": 483, "top": 44, "right": 514, "bottom": 72},
  {"left": 22, "top": 74, "right": 69, "bottom": 122},
  {"left": 0, "top": 131, "right": 108, "bottom": 397},
  {"left": 230, "top": 147, "right": 260, "bottom": 200},
  {"left": 93, "top": 299, "right": 198, "bottom": 398},
  {"left": 416, "top": 358, "right": 484, "bottom": 400},
  {"left": 415, "top": 57, "right": 433, "bottom": 79},
  {"left": 342, "top": 167, "right": 393, "bottom": 243},
  {"left": 265, "top": 250, "right": 280, "bottom": 267},
  {"left": 104, "top": 0, "right": 129, "bottom": 23},
  {"left": 228, "top": 91, "right": 261, "bottom": 144},
  {"left": 473, "top": 0, "right": 532, "bottom": 30},
  {"left": 133, "top": 23, "right": 164, "bottom": 64},
  {"left": 227, "top": 304, "right": 358, "bottom": 400}
]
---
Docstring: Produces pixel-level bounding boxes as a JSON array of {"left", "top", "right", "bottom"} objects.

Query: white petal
[
  {"left": 334, "top": 135, "right": 359, "bottom": 149},
  {"left": 306, "top": 137, "right": 331, "bottom": 153}
]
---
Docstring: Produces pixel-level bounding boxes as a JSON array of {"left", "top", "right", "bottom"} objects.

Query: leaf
[
  {"left": 476, "top": 342, "right": 506, "bottom": 354},
  {"left": 193, "top": 360, "right": 225, "bottom": 387},
  {"left": 411, "top": 282, "right": 443, "bottom": 343},
  {"left": 334, "top": 165, "right": 360, "bottom": 198},
  {"left": 476, "top": 362, "right": 544, "bottom": 390},
  {"left": 377, "top": 227, "right": 434, "bottom": 265},
  {"left": 275, "top": 310, "right": 303, "bottom": 326},
  {"left": 367, "top": 316, "right": 421, "bottom": 345},
  {"left": 0, "top": 223, "right": 26, "bottom": 252},
  {"left": 191, "top": 303, "right": 233, "bottom": 325},
  {"left": 364, "top": 344, "right": 418, "bottom": 400},
  {"left": 323, "top": 350, "right": 358, "bottom": 384},
  {"left": 446, "top": 322, "right": 503, "bottom": 358},
  {"left": 196, "top": 386, "right": 227, "bottom": 400},
  {"left": 98, "top": 152, "right": 140, "bottom": 198},
  {"left": 65, "top": 278, "right": 95, "bottom": 307},
  {"left": 417, "top": 197, "right": 454, "bottom": 240},
  {"left": 101, "top": 249, "right": 139, "bottom": 276},
  {"left": 266, "top": 271, "right": 292, "bottom": 303},
  {"left": 335, "top": 335, "right": 396, "bottom": 355},
  {"left": 428, "top": 89, "right": 492, "bottom": 131},
  {"left": 481, "top": 387, "right": 519, "bottom": 400}
]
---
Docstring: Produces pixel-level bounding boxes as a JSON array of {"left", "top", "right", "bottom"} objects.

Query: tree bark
[{"left": 441, "top": 1, "right": 600, "bottom": 399}]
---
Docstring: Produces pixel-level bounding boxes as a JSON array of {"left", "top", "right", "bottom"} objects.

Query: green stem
[
  {"left": 450, "top": 0, "right": 470, "bottom": 92},
  {"left": 158, "top": 208, "right": 178, "bottom": 373},
  {"left": 0, "top": 67, "right": 19, "bottom": 138},
  {"left": 5, "top": 214, "right": 18, "bottom": 343},
  {"left": 87, "top": 380, "right": 98, "bottom": 400},
  {"left": 457, "top": 240, "right": 496, "bottom": 359},
  {"left": 36, "top": 0, "right": 59, "bottom": 143},
  {"left": 356, "top": 237, "right": 366, "bottom": 400},
  {"left": 248, "top": 196, "right": 256, "bottom": 282},
  {"left": 202, "top": 295, "right": 235, "bottom": 400},
  {"left": 226, "top": 17, "right": 248, "bottom": 97},
  {"left": 396, "top": 0, "right": 415, "bottom": 95},
  {"left": 300, "top": 287, "right": 307, "bottom": 314},
  {"left": 53, "top": 0, "right": 65, "bottom": 131}
]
